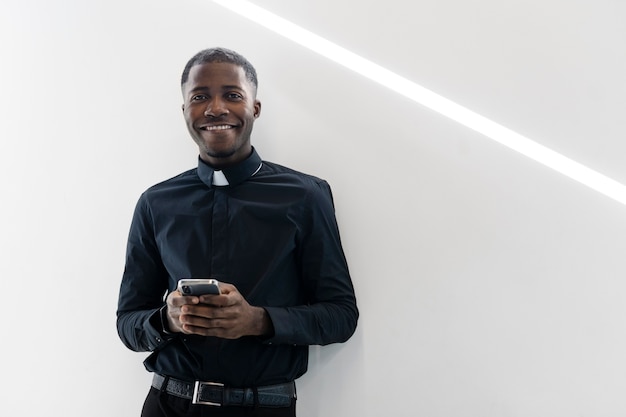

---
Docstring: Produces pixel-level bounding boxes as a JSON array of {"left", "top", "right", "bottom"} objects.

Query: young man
[{"left": 116, "top": 47, "right": 358, "bottom": 417}]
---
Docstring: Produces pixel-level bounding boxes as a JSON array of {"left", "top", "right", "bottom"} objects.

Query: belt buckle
[{"left": 192, "top": 380, "right": 224, "bottom": 406}]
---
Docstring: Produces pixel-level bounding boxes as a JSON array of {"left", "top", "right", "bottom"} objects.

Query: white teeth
[{"left": 204, "top": 125, "right": 233, "bottom": 131}]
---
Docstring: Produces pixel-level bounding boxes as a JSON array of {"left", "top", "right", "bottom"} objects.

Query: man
[{"left": 117, "top": 47, "right": 358, "bottom": 417}]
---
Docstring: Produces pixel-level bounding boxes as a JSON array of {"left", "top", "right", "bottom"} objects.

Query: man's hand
[{"left": 164, "top": 282, "right": 273, "bottom": 339}]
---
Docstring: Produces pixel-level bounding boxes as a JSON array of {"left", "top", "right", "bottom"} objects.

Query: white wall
[{"left": 2, "top": 1, "right": 626, "bottom": 416}]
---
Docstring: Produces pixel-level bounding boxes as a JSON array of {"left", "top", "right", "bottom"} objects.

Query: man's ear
[
  {"left": 253, "top": 100, "right": 261, "bottom": 118},
  {"left": 181, "top": 103, "right": 185, "bottom": 112}
]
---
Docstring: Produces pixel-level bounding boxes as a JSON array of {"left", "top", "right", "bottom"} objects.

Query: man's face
[{"left": 182, "top": 62, "right": 261, "bottom": 168}]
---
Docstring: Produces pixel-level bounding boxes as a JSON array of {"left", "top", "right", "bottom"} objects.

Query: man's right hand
[{"left": 164, "top": 290, "right": 203, "bottom": 333}]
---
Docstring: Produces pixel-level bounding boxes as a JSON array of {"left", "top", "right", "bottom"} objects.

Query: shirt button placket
[{"left": 210, "top": 189, "right": 229, "bottom": 281}]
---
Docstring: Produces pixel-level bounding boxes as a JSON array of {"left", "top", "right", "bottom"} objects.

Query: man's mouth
[{"left": 202, "top": 125, "right": 235, "bottom": 131}]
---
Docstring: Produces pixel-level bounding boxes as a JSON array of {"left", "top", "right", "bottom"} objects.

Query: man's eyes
[{"left": 190, "top": 93, "right": 243, "bottom": 101}]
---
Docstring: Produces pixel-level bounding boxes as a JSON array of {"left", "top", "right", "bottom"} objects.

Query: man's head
[
  {"left": 181, "top": 47, "right": 258, "bottom": 94},
  {"left": 181, "top": 48, "right": 261, "bottom": 169}
]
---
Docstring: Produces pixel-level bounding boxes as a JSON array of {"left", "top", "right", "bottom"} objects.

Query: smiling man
[
  {"left": 116, "top": 48, "right": 358, "bottom": 417},
  {"left": 182, "top": 57, "right": 260, "bottom": 167}
]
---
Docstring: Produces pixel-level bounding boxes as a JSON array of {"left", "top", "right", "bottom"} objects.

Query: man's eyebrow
[
  {"left": 221, "top": 85, "right": 245, "bottom": 91},
  {"left": 188, "top": 85, "right": 245, "bottom": 93},
  {"left": 186, "top": 86, "right": 208, "bottom": 95}
]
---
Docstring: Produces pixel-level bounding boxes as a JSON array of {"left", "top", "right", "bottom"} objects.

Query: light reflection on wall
[{"left": 214, "top": 0, "right": 626, "bottom": 206}]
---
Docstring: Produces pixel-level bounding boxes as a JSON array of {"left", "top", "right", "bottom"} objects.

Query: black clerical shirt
[{"left": 116, "top": 149, "right": 358, "bottom": 387}]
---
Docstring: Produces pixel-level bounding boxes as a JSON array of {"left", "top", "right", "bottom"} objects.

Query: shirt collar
[{"left": 197, "top": 147, "right": 263, "bottom": 188}]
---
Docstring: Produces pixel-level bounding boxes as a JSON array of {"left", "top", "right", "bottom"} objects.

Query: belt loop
[
  {"left": 158, "top": 375, "right": 170, "bottom": 393},
  {"left": 253, "top": 386, "right": 259, "bottom": 409}
]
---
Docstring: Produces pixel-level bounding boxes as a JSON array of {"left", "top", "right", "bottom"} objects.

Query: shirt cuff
[
  {"left": 146, "top": 307, "right": 176, "bottom": 350},
  {"left": 262, "top": 306, "right": 297, "bottom": 345}
]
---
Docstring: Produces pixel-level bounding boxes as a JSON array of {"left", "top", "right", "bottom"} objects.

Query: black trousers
[{"left": 141, "top": 387, "right": 297, "bottom": 417}]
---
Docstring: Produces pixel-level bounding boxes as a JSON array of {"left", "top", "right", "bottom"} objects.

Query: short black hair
[{"left": 181, "top": 47, "right": 258, "bottom": 91}]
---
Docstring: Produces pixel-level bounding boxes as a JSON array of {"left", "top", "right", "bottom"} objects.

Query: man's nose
[{"left": 204, "top": 98, "right": 228, "bottom": 117}]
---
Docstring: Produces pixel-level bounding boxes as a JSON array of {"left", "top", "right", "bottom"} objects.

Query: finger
[
  {"left": 199, "top": 288, "right": 243, "bottom": 307},
  {"left": 181, "top": 305, "right": 232, "bottom": 321},
  {"left": 181, "top": 323, "right": 241, "bottom": 339},
  {"left": 169, "top": 291, "right": 200, "bottom": 307},
  {"left": 180, "top": 315, "right": 227, "bottom": 330},
  {"left": 198, "top": 293, "right": 224, "bottom": 306},
  {"left": 180, "top": 323, "right": 210, "bottom": 336},
  {"left": 215, "top": 282, "right": 236, "bottom": 294}
]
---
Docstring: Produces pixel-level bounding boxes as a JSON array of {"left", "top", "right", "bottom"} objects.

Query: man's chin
[
  {"left": 205, "top": 149, "right": 236, "bottom": 159},
  {"left": 196, "top": 139, "right": 252, "bottom": 166}
]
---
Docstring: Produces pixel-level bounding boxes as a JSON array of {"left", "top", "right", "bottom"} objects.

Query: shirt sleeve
[
  {"left": 116, "top": 194, "right": 173, "bottom": 352},
  {"left": 264, "top": 180, "right": 359, "bottom": 346}
]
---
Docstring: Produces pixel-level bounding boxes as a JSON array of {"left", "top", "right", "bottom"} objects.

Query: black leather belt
[{"left": 152, "top": 374, "right": 296, "bottom": 407}]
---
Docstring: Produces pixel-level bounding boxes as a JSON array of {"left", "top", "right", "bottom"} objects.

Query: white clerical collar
[
  {"left": 212, "top": 170, "right": 230, "bottom": 186},
  {"left": 212, "top": 163, "right": 262, "bottom": 186}
]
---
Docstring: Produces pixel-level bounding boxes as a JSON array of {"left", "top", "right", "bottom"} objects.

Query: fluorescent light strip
[{"left": 213, "top": 0, "right": 626, "bottom": 206}]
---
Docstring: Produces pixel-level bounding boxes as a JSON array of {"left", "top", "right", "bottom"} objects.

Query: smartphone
[{"left": 177, "top": 278, "right": 221, "bottom": 296}]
